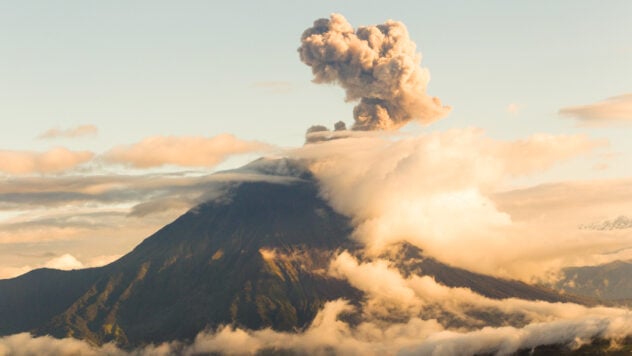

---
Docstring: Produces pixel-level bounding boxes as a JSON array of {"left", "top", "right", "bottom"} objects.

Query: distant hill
[{"left": 551, "top": 259, "right": 632, "bottom": 305}]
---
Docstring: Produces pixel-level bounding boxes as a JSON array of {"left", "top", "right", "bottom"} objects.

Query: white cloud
[
  {"left": 288, "top": 129, "right": 621, "bottom": 281},
  {"left": 42, "top": 253, "right": 84, "bottom": 270}
]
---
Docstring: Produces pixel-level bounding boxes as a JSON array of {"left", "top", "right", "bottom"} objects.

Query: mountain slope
[{"left": 552, "top": 259, "right": 632, "bottom": 305}]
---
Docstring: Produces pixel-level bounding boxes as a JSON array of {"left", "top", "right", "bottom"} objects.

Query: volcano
[{"left": 0, "top": 159, "right": 592, "bottom": 349}]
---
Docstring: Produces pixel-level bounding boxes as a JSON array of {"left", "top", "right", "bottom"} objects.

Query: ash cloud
[{"left": 299, "top": 13, "right": 451, "bottom": 131}]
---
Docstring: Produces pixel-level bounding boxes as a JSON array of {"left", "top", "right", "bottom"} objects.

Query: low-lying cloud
[
  {"left": 3, "top": 295, "right": 632, "bottom": 356},
  {"left": 299, "top": 13, "right": 450, "bottom": 131}
]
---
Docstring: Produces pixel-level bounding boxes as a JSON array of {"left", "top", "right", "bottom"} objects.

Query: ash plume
[{"left": 299, "top": 13, "right": 451, "bottom": 131}]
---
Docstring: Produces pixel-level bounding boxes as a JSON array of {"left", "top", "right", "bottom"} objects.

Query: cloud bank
[
  {"left": 299, "top": 13, "right": 450, "bottom": 131},
  {"left": 2, "top": 296, "right": 632, "bottom": 356}
]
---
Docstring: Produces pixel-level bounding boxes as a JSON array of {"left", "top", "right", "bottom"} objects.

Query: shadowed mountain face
[{"left": 0, "top": 159, "right": 589, "bottom": 348}]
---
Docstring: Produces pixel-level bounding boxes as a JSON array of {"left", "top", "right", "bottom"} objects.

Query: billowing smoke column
[{"left": 299, "top": 13, "right": 451, "bottom": 131}]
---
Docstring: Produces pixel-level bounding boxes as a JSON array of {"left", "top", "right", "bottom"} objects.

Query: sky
[{"left": 0, "top": 1, "right": 631, "bottom": 278}]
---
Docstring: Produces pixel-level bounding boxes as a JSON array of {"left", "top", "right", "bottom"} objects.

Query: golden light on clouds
[{"left": 103, "top": 134, "right": 270, "bottom": 168}]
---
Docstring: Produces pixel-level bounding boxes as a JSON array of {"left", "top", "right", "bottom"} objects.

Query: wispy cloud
[
  {"left": 37, "top": 125, "right": 98, "bottom": 139},
  {"left": 0, "top": 148, "right": 93, "bottom": 175},
  {"left": 102, "top": 134, "right": 271, "bottom": 168},
  {"left": 559, "top": 94, "right": 632, "bottom": 126}
]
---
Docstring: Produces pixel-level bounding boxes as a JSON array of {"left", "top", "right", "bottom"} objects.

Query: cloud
[
  {"left": 102, "top": 134, "right": 270, "bottom": 168},
  {"left": 37, "top": 125, "right": 98, "bottom": 139},
  {"left": 0, "top": 148, "right": 94, "bottom": 175},
  {"left": 3, "top": 304, "right": 631, "bottom": 356},
  {"left": 41, "top": 253, "right": 84, "bottom": 270},
  {"left": 0, "top": 333, "right": 122, "bottom": 356},
  {"left": 299, "top": 13, "right": 450, "bottom": 130},
  {"left": 559, "top": 94, "right": 632, "bottom": 126},
  {"left": 180, "top": 301, "right": 632, "bottom": 355},
  {"left": 288, "top": 129, "right": 620, "bottom": 281},
  {"left": 494, "top": 178, "right": 632, "bottom": 225}
]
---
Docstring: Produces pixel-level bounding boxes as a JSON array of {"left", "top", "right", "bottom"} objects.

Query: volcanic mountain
[{"left": 0, "top": 158, "right": 590, "bottom": 349}]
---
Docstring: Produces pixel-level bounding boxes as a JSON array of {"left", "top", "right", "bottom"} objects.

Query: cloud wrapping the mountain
[
  {"left": 559, "top": 94, "right": 632, "bottom": 126},
  {"left": 0, "top": 148, "right": 93, "bottom": 175},
  {"left": 299, "top": 13, "right": 450, "bottom": 130},
  {"left": 289, "top": 129, "right": 621, "bottom": 281},
  {"left": 103, "top": 134, "right": 270, "bottom": 168}
]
